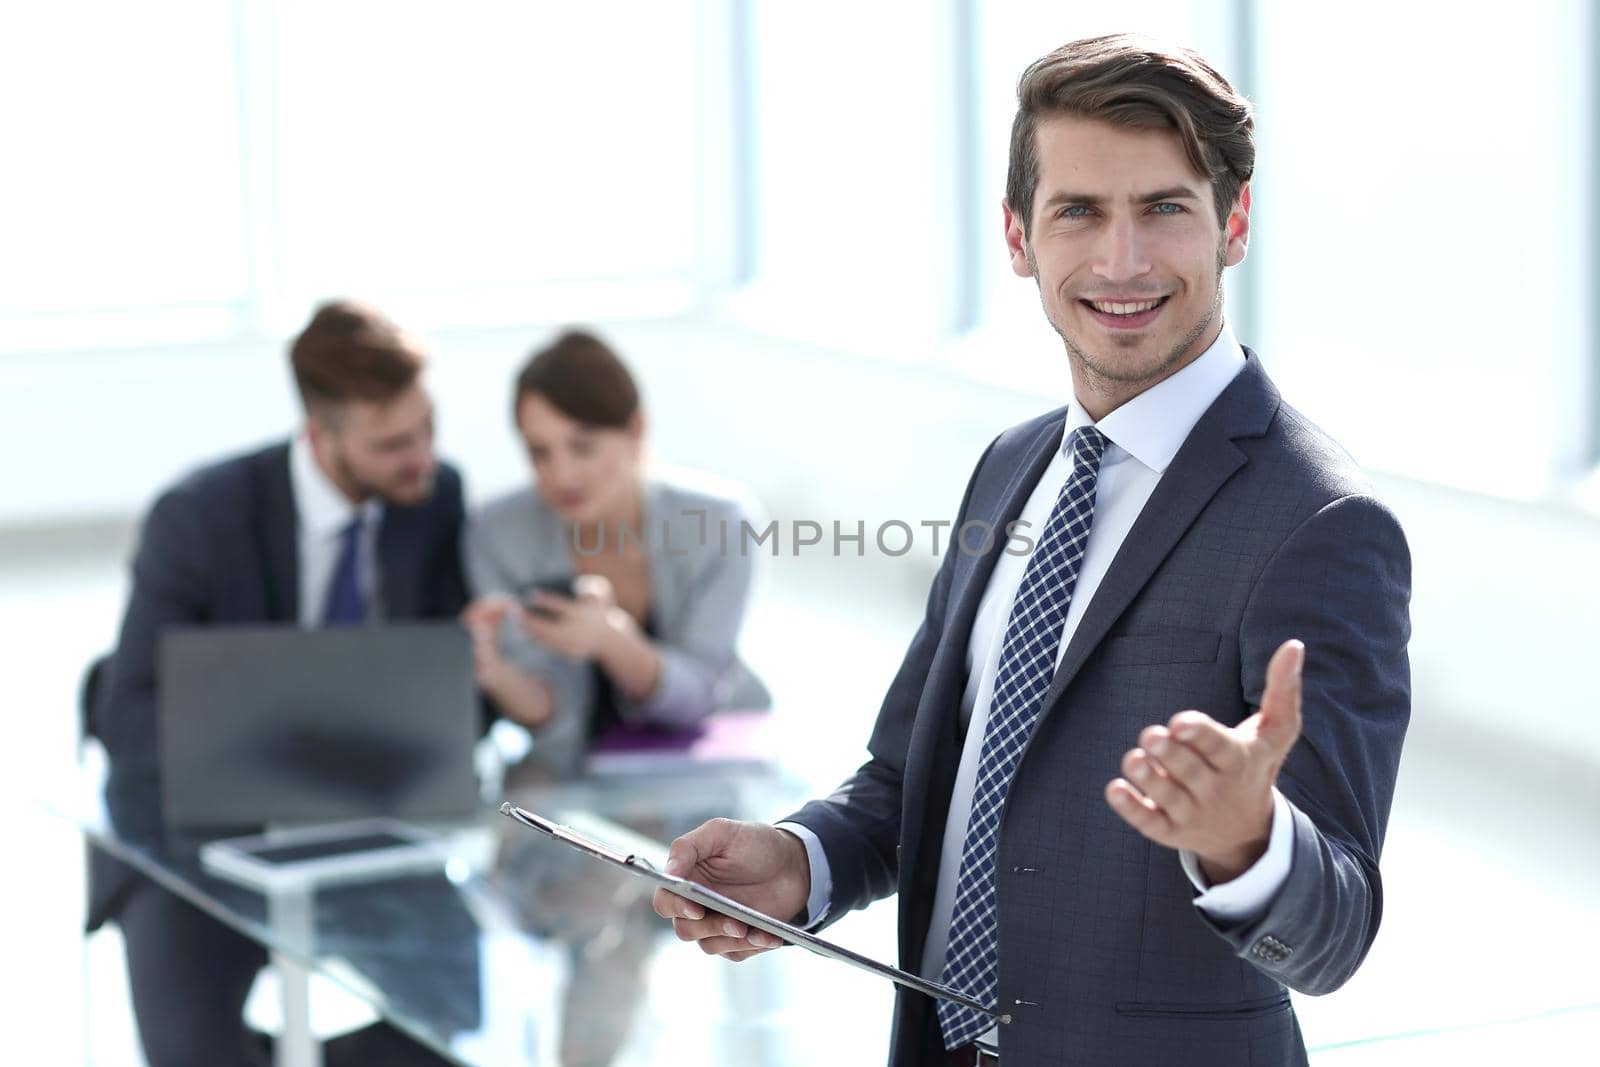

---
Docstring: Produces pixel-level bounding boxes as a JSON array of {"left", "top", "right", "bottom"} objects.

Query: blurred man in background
[{"left": 90, "top": 300, "right": 469, "bottom": 1066}]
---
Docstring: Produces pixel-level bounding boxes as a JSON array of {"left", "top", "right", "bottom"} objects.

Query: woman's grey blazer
[{"left": 465, "top": 473, "right": 771, "bottom": 774}]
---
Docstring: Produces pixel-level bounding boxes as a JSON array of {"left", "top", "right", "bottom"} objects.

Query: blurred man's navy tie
[{"left": 322, "top": 514, "right": 366, "bottom": 625}]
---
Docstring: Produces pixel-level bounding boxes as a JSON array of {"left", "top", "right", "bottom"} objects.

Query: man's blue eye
[
  {"left": 1152, "top": 202, "right": 1183, "bottom": 215},
  {"left": 1061, "top": 205, "right": 1090, "bottom": 218}
]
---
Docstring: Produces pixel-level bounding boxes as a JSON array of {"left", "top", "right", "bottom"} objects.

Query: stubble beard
[
  {"left": 1034, "top": 241, "right": 1228, "bottom": 396},
  {"left": 330, "top": 446, "right": 433, "bottom": 508}
]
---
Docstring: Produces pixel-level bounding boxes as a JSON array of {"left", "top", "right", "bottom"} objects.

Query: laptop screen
[{"left": 157, "top": 622, "right": 480, "bottom": 829}]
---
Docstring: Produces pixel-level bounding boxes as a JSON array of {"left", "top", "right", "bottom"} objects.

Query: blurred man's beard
[
  {"left": 392, "top": 470, "right": 436, "bottom": 506},
  {"left": 330, "top": 450, "right": 434, "bottom": 507},
  {"left": 380, "top": 471, "right": 435, "bottom": 507}
]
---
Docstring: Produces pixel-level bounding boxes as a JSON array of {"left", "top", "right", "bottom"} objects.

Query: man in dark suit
[
  {"left": 91, "top": 300, "right": 471, "bottom": 1067},
  {"left": 654, "top": 34, "right": 1410, "bottom": 1066}
]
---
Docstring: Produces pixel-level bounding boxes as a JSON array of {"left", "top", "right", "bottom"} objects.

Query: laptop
[{"left": 158, "top": 622, "right": 480, "bottom": 830}]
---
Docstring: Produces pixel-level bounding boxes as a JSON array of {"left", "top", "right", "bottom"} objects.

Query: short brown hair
[
  {"left": 1006, "top": 34, "right": 1254, "bottom": 234},
  {"left": 513, "top": 329, "right": 640, "bottom": 429},
  {"left": 289, "top": 300, "right": 426, "bottom": 420}
]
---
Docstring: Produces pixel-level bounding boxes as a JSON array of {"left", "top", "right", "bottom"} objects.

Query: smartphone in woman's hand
[{"left": 520, "top": 577, "right": 575, "bottom": 618}]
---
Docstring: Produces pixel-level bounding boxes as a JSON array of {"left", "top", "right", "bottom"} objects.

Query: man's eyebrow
[
  {"left": 1139, "top": 187, "right": 1201, "bottom": 203},
  {"left": 1041, "top": 191, "right": 1104, "bottom": 208},
  {"left": 1039, "top": 187, "right": 1203, "bottom": 208}
]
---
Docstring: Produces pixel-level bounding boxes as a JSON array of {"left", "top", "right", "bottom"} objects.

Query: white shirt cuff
[
  {"left": 774, "top": 821, "right": 831, "bottom": 928},
  {"left": 1181, "top": 789, "right": 1293, "bottom": 922}
]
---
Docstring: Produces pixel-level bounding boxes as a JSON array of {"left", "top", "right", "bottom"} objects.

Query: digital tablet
[
  {"left": 200, "top": 818, "right": 453, "bottom": 892},
  {"left": 498, "top": 802, "right": 1006, "bottom": 1021}
]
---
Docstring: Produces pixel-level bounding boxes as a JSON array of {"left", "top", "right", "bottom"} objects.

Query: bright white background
[{"left": 1, "top": 1, "right": 1596, "bottom": 1062}]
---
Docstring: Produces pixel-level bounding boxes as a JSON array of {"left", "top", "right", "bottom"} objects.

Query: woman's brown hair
[{"left": 513, "top": 329, "right": 640, "bottom": 429}]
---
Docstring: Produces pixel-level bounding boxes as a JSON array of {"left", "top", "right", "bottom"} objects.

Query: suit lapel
[
  {"left": 1037, "top": 354, "right": 1281, "bottom": 714},
  {"left": 938, "top": 413, "right": 1068, "bottom": 703},
  {"left": 898, "top": 412, "right": 1066, "bottom": 967},
  {"left": 259, "top": 444, "right": 299, "bottom": 622},
  {"left": 378, "top": 508, "right": 419, "bottom": 619}
]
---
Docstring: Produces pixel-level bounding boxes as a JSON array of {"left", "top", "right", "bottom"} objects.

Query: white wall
[{"left": 1376, "top": 476, "right": 1600, "bottom": 773}]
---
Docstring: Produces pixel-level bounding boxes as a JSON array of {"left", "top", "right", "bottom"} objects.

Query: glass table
[
  {"left": 41, "top": 757, "right": 1600, "bottom": 1066},
  {"left": 47, "top": 764, "right": 855, "bottom": 1067}
]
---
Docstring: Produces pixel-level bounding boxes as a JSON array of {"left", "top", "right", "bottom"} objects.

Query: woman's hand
[
  {"left": 465, "top": 601, "right": 517, "bottom": 691},
  {"left": 463, "top": 594, "right": 555, "bottom": 728},
  {"left": 524, "top": 575, "right": 661, "bottom": 702},
  {"left": 461, "top": 592, "right": 519, "bottom": 634},
  {"left": 521, "top": 574, "right": 623, "bottom": 661}
]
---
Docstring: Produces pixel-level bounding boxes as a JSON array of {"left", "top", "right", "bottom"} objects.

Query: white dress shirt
[
  {"left": 289, "top": 434, "right": 384, "bottom": 627},
  {"left": 782, "top": 325, "right": 1294, "bottom": 1007}
]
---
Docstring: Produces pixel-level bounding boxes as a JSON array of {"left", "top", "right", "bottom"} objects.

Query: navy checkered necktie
[{"left": 938, "top": 424, "right": 1109, "bottom": 1049}]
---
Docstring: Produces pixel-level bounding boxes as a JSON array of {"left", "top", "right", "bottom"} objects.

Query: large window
[
  {"left": 2, "top": 2, "right": 1595, "bottom": 499},
  {"left": 720, "top": 0, "right": 968, "bottom": 358},
  {"left": 1249, "top": 1, "right": 1594, "bottom": 495},
  {"left": 268, "top": 2, "right": 704, "bottom": 321},
  {"left": 0, "top": 2, "right": 250, "bottom": 349},
  {"left": 0, "top": 1, "right": 721, "bottom": 352}
]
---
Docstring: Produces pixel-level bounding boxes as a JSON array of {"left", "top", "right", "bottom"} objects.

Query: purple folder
[{"left": 584, "top": 711, "right": 775, "bottom": 775}]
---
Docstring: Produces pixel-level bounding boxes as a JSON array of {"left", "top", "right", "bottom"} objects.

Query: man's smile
[{"left": 1078, "top": 294, "right": 1171, "bottom": 329}]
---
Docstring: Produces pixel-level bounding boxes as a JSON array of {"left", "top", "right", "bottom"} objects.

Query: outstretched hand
[{"left": 1106, "top": 638, "right": 1304, "bottom": 884}]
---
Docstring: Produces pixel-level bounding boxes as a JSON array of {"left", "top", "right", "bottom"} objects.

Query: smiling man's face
[{"left": 1004, "top": 114, "right": 1250, "bottom": 418}]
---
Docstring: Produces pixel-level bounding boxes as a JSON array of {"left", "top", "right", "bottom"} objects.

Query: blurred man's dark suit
[
  {"left": 787, "top": 355, "right": 1412, "bottom": 1066},
  {"left": 89, "top": 440, "right": 474, "bottom": 1067}
]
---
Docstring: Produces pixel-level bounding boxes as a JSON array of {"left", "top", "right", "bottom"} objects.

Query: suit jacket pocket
[
  {"left": 1114, "top": 994, "right": 1289, "bottom": 1021},
  {"left": 1098, "top": 629, "right": 1221, "bottom": 667}
]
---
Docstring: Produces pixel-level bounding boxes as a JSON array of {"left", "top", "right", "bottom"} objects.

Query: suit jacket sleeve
[
  {"left": 1206, "top": 493, "right": 1412, "bottom": 995},
  {"left": 784, "top": 437, "right": 999, "bottom": 922},
  {"left": 99, "top": 485, "right": 213, "bottom": 837}
]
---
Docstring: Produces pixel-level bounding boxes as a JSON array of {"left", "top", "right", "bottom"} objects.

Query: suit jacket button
[{"left": 1250, "top": 934, "right": 1293, "bottom": 963}]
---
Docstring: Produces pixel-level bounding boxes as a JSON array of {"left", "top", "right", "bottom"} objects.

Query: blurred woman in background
[{"left": 463, "top": 329, "right": 769, "bottom": 777}]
